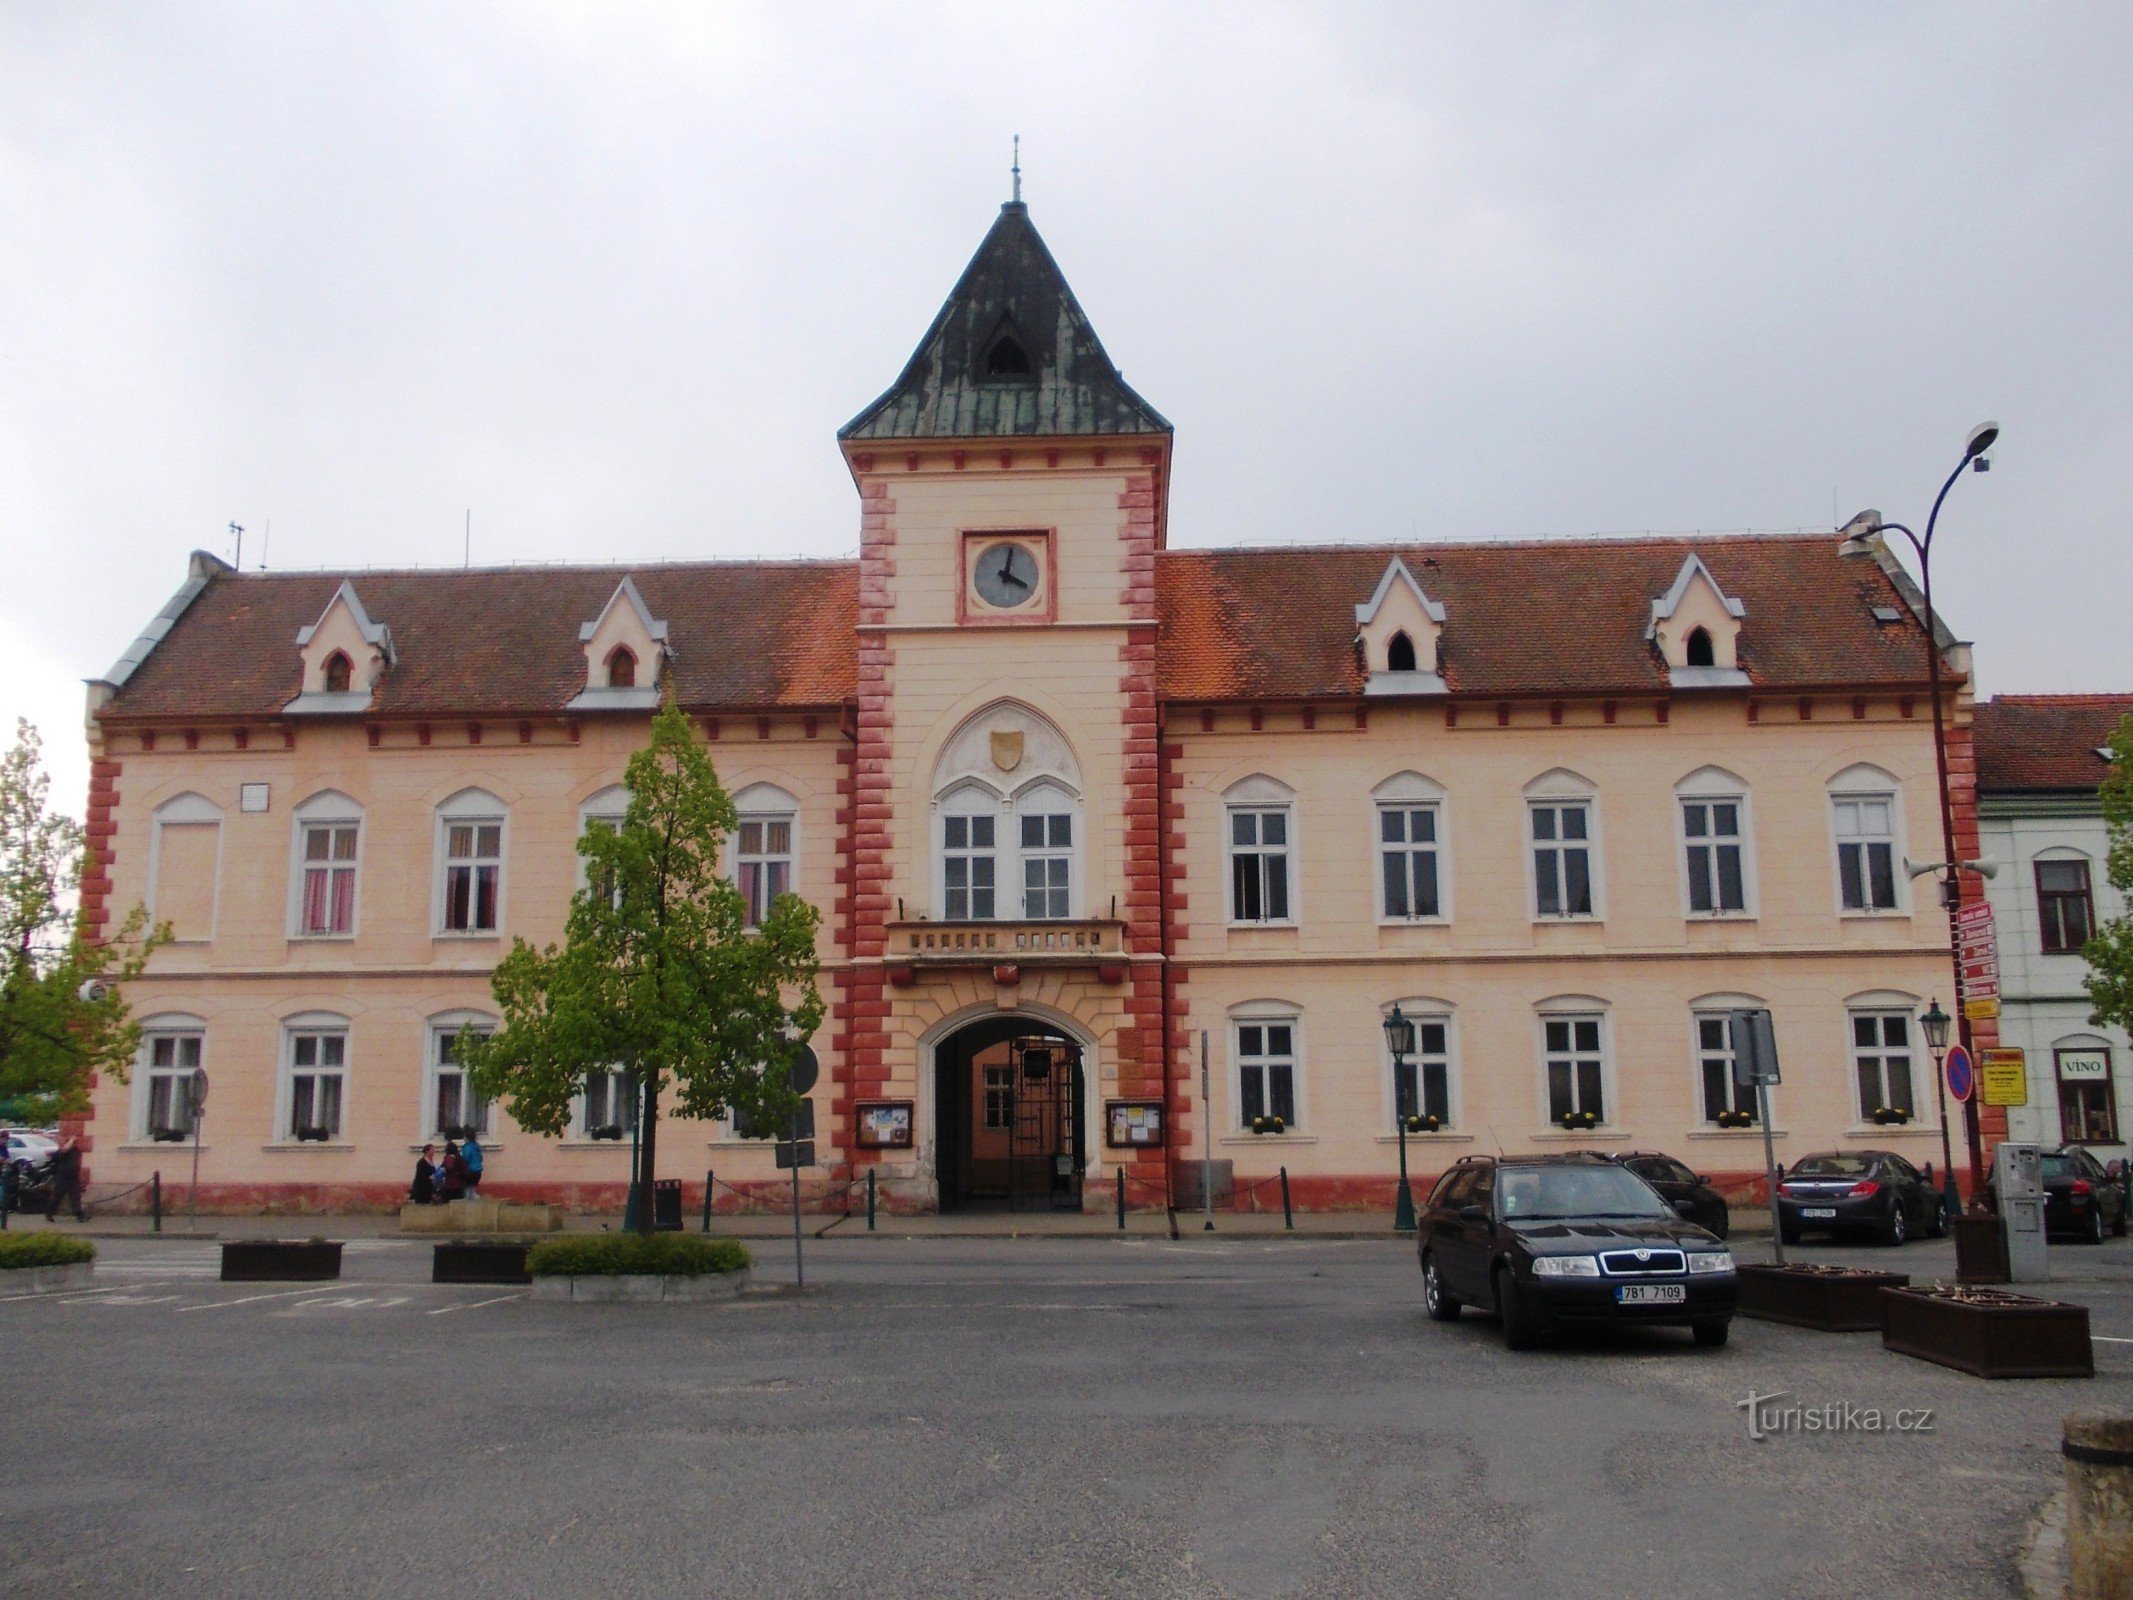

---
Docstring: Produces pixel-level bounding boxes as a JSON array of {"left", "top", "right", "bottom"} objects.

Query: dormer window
[
  {"left": 569, "top": 577, "right": 668, "bottom": 710},
  {"left": 606, "top": 646, "right": 637, "bottom": 689},
  {"left": 323, "top": 651, "right": 353, "bottom": 693},
  {"left": 1684, "top": 627, "right": 1715, "bottom": 668},
  {"left": 1649, "top": 555, "right": 1749, "bottom": 687},
  {"left": 1386, "top": 632, "right": 1418, "bottom": 673},
  {"left": 286, "top": 580, "right": 393, "bottom": 715},
  {"left": 1355, "top": 559, "right": 1447, "bottom": 696},
  {"left": 985, "top": 334, "right": 1032, "bottom": 376}
]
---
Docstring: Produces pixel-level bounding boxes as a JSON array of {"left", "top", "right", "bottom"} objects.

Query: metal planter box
[
  {"left": 432, "top": 1241, "right": 532, "bottom": 1284},
  {"left": 1880, "top": 1285, "right": 2093, "bottom": 1379},
  {"left": 1951, "top": 1214, "right": 2011, "bottom": 1285},
  {"left": 220, "top": 1240, "right": 342, "bottom": 1282},
  {"left": 1736, "top": 1264, "right": 1910, "bottom": 1332}
]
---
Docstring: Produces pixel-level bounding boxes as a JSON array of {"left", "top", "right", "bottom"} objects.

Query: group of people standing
[{"left": 409, "top": 1135, "right": 483, "bottom": 1204}]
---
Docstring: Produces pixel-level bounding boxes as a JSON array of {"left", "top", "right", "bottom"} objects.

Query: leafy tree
[
  {"left": 461, "top": 704, "right": 824, "bottom": 1231},
  {"left": 0, "top": 719, "right": 165, "bottom": 1123},
  {"left": 2085, "top": 715, "right": 2133, "bottom": 1036}
]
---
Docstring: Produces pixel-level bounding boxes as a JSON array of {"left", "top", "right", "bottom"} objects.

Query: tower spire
[{"left": 1011, "top": 135, "right": 1021, "bottom": 204}]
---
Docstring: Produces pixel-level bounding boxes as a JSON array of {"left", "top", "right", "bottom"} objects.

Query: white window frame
[
  {"left": 278, "top": 1012, "right": 350, "bottom": 1144},
  {"left": 730, "top": 782, "right": 800, "bottom": 931},
  {"left": 1380, "top": 999, "right": 1456, "bottom": 1128},
  {"left": 435, "top": 788, "right": 508, "bottom": 936},
  {"left": 982, "top": 1061, "right": 1014, "bottom": 1132},
  {"left": 288, "top": 789, "right": 364, "bottom": 940},
  {"left": 1829, "top": 766, "right": 1907, "bottom": 917},
  {"left": 425, "top": 1012, "right": 494, "bottom": 1141},
  {"left": 576, "top": 784, "right": 629, "bottom": 894},
  {"left": 1224, "top": 775, "right": 1296, "bottom": 927},
  {"left": 937, "top": 782, "right": 1003, "bottom": 921},
  {"left": 1536, "top": 999, "right": 1611, "bottom": 1126},
  {"left": 1847, "top": 998, "right": 1921, "bottom": 1124},
  {"left": 1675, "top": 767, "right": 1754, "bottom": 920},
  {"left": 1012, "top": 779, "right": 1079, "bottom": 920},
  {"left": 134, "top": 1014, "right": 206, "bottom": 1142},
  {"left": 1231, "top": 1007, "right": 1303, "bottom": 1130},
  {"left": 1688, "top": 994, "right": 1766, "bottom": 1125},
  {"left": 148, "top": 792, "right": 224, "bottom": 944},
  {"left": 575, "top": 1065, "right": 640, "bottom": 1141},
  {"left": 1524, "top": 772, "right": 1602, "bottom": 922},
  {"left": 1374, "top": 771, "right": 1449, "bottom": 925}
]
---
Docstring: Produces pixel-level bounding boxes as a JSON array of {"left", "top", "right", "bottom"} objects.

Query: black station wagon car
[{"left": 1417, "top": 1153, "right": 1736, "bottom": 1350}]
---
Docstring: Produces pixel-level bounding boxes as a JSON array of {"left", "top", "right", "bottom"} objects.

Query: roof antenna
[
  {"left": 259, "top": 518, "right": 271, "bottom": 570},
  {"left": 228, "top": 521, "right": 244, "bottom": 570},
  {"left": 464, "top": 508, "right": 471, "bottom": 569},
  {"left": 1011, "top": 134, "right": 1021, "bottom": 204}
]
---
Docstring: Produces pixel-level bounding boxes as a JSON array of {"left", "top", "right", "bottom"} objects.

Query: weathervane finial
[{"left": 1011, "top": 134, "right": 1021, "bottom": 204}]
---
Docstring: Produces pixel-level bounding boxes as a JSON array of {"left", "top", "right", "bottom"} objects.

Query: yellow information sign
[
  {"left": 1963, "top": 996, "right": 2000, "bottom": 1023},
  {"left": 1979, "top": 1048, "right": 2027, "bottom": 1108}
]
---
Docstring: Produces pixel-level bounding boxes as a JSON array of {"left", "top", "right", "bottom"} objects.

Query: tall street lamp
[
  {"left": 1385, "top": 1004, "right": 1420, "bottom": 1233},
  {"left": 1919, "top": 998, "right": 1961, "bottom": 1218},
  {"left": 1840, "top": 419, "right": 1998, "bottom": 1207}
]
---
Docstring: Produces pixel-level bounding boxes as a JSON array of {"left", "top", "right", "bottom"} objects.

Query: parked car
[
  {"left": 1, "top": 1129, "right": 56, "bottom": 1165},
  {"left": 1592, "top": 1150, "right": 1729, "bottom": 1238},
  {"left": 2042, "top": 1146, "right": 2129, "bottom": 1243},
  {"left": 1417, "top": 1152, "right": 1736, "bottom": 1350},
  {"left": 1776, "top": 1150, "right": 1945, "bottom": 1246}
]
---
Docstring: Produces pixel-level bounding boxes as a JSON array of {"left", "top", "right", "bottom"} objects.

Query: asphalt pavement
[{"left": 10, "top": 1228, "right": 2132, "bottom": 1599}]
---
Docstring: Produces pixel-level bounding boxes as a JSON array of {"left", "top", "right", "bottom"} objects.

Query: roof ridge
[
  {"left": 1159, "top": 529, "right": 1841, "bottom": 558},
  {"left": 1984, "top": 692, "right": 2133, "bottom": 706},
  {"left": 202, "top": 556, "right": 860, "bottom": 581}
]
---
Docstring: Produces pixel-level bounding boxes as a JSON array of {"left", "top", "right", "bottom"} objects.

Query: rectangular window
[
  {"left": 299, "top": 821, "right": 359, "bottom": 936},
  {"left": 1682, "top": 799, "right": 1746, "bottom": 915},
  {"left": 1020, "top": 811, "right": 1072, "bottom": 919},
  {"left": 943, "top": 813, "right": 996, "bottom": 920},
  {"left": 1695, "top": 1014, "right": 1756, "bottom": 1123},
  {"left": 1544, "top": 1016, "right": 1605, "bottom": 1123},
  {"left": 144, "top": 1032, "right": 204, "bottom": 1137},
  {"left": 2058, "top": 1049, "right": 2117, "bottom": 1142},
  {"left": 287, "top": 1029, "right": 347, "bottom": 1140},
  {"left": 1378, "top": 805, "right": 1440, "bottom": 920},
  {"left": 1834, "top": 795, "right": 1898, "bottom": 911},
  {"left": 983, "top": 1063, "right": 1014, "bottom": 1131},
  {"left": 737, "top": 815, "right": 794, "bottom": 930},
  {"left": 583, "top": 1067, "right": 639, "bottom": 1137},
  {"left": 1236, "top": 1021, "right": 1297, "bottom": 1128},
  {"left": 1531, "top": 803, "right": 1593, "bottom": 918},
  {"left": 1392, "top": 1018, "right": 1452, "bottom": 1126},
  {"left": 1229, "top": 808, "right": 1291, "bottom": 923},
  {"left": 433, "top": 1029, "right": 490, "bottom": 1138},
  {"left": 2038, "top": 860, "right": 2095, "bottom": 954},
  {"left": 443, "top": 820, "right": 503, "bottom": 932},
  {"left": 154, "top": 821, "right": 220, "bottom": 941},
  {"left": 1851, "top": 1012, "right": 1916, "bottom": 1121}
]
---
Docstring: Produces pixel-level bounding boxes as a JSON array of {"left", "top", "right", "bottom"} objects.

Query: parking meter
[{"left": 1993, "top": 1142, "right": 2048, "bottom": 1282}]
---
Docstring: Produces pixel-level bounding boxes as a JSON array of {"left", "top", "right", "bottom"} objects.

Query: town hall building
[{"left": 76, "top": 197, "right": 1988, "bottom": 1214}]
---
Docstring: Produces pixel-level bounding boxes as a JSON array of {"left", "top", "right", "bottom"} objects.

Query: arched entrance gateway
[{"left": 932, "top": 1013, "right": 1088, "bottom": 1212}]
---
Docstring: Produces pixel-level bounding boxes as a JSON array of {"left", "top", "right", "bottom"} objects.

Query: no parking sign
[{"left": 1944, "top": 1044, "right": 1975, "bottom": 1103}]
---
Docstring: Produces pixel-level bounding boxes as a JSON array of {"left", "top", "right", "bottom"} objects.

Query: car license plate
[
  {"left": 1803, "top": 1207, "right": 1838, "bottom": 1219},
  {"left": 1616, "top": 1284, "right": 1685, "bottom": 1305}
]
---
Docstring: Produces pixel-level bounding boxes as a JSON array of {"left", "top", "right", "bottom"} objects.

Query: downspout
[{"left": 1158, "top": 699, "right": 1177, "bottom": 1216}]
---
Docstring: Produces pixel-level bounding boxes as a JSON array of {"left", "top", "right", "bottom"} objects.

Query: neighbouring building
[
  {"left": 76, "top": 198, "right": 1996, "bottom": 1213},
  {"left": 1976, "top": 695, "right": 2133, "bottom": 1163}
]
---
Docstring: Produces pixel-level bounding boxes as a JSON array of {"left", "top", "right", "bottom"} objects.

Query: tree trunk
[{"left": 635, "top": 1072, "right": 659, "bottom": 1236}]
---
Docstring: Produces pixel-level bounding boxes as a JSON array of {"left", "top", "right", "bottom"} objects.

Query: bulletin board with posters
[
  {"left": 1105, "top": 1100, "right": 1165, "bottom": 1149},
  {"left": 854, "top": 1100, "right": 914, "bottom": 1149}
]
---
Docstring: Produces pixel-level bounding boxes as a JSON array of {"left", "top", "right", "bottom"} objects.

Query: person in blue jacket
[{"left": 460, "top": 1132, "right": 484, "bottom": 1194}]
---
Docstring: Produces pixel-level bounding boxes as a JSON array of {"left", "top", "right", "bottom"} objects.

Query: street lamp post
[
  {"left": 1840, "top": 419, "right": 1998, "bottom": 1209},
  {"left": 1920, "top": 998, "right": 1961, "bottom": 1218},
  {"left": 1385, "top": 1004, "right": 1419, "bottom": 1233}
]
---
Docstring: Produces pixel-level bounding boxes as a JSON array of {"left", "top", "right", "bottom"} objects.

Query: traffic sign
[
  {"left": 1944, "top": 1044, "right": 1975, "bottom": 1103},
  {"left": 1980, "top": 1048, "right": 2028, "bottom": 1108},
  {"left": 786, "top": 1043, "right": 819, "bottom": 1096}
]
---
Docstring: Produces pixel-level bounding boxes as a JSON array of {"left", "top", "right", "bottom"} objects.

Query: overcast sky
[{"left": 5, "top": 2, "right": 2129, "bottom": 817}]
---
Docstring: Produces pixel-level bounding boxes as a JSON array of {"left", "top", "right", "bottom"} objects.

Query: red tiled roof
[
  {"left": 1156, "top": 533, "right": 1937, "bottom": 700},
  {"left": 1974, "top": 695, "right": 2133, "bottom": 793},
  {"left": 101, "top": 561, "right": 859, "bottom": 720}
]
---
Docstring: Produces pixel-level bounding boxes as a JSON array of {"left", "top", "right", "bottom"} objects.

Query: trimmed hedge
[
  {"left": 0, "top": 1233, "right": 96, "bottom": 1270},
  {"left": 526, "top": 1234, "right": 750, "bottom": 1279}
]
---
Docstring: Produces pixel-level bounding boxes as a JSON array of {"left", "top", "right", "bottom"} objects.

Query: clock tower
[{"left": 834, "top": 197, "right": 1176, "bottom": 1208}]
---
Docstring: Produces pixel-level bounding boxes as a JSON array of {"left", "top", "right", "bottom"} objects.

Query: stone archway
[{"left": 928, "top": 1009, "right": 1091, "bottom": 1213}]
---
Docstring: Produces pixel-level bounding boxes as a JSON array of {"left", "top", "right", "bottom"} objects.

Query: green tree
[
  {"left": 0, "top": 719, "right": 165, "bottom": 1123},
  {"left": 461, "top": 704, "right": 824, "bottom": 1231},
  {"left": 2085, "top": 715, "right": 2133, "bottom": 1036}
]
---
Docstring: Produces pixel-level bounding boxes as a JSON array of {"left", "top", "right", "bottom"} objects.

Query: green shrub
[
  {"left": 0, "top": 1233, "right": 96, "bottom": 1269},
  {"left": 526, "top": 1233, "right": 750, "bottom": 1278}
]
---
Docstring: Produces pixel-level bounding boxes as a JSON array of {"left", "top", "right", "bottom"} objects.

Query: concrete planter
[
  {"left": 530, "top": 1268, "right": 752, "bottom": 1303},
  {"left": 400, "top": 1200, "right": 560, "bottom": 1235},
  {"left": 1736, "top": 1263, "right": 1910, "bottom": 1332},
  {"left": 1881, "top": 1284, "right": 2093, "bottom": 1378},
  {"left": 221, "top": 1240, "right": 342, "bottom": 1281},
  {"left": 0, "top": 1262, "right": 93, "bottom": 1294},
  {"left": 432, "top": 1241, "right": 532, "bottom": 1284},
  {"left": 1952, "top": 1214, "right": 2011, "bottom": 1285}
]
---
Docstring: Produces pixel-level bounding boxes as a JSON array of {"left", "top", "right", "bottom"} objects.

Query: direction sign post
[
  {"left": 783, "top": 1043, "right": 819, "bottom": 1290},
  {"left": 188, "top": 1068, "right": 209, "bottom": 1230},
  {"left": 1727, "top": 1009, "right": 1786, "bottom": 1265}
]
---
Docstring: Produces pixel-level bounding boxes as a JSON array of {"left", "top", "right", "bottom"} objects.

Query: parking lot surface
[{"left": 11, "top": 1229, "right": 2133, "bottom": 1598}]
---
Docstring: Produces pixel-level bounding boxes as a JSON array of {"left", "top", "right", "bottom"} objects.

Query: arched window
[
  {"left": 323, "top": 651, "right": 353, "bottom": 693},
  {"left": 606, "top": 646, "right": 636, "bottom": 689},
  {"left": 1830, "top": 764, "right": 1904, "bottom": 914},
  {"left": 427, "top": 1009, "right": 495, "bottom": 1140},
  {"left": 1385, "top": 631, "right": 1418, "bottom": 673},
  {"left": 436, "top": 788, "right": 507, "bottom": 934},
  {"left": 1225, "top": 775, "right": 1297, "bottom": 924},
  {"left": 280, "top": 1011, "right": 350, "bottom": 1142},
  {"left": 932, "top": 703, "right": 1082, "bottom": 922},
  {"left": 150, "top": 792, "right": 222, "bottom": 943},
  {"left": 1684, "top": 627, "right": 1715, "bottom": 667},
  {"left": 291, "top": 789, "right": 363, "bottom": 937},
  {"left": 1536, "top": 996, "right": 1611, "bottom": 1127},
  {"left": 732, "top": 782, "right": 800, "bottom": 929},
  {"left": 136, "top": 1013, "right": 206, "bottom": 1140},
  {"left": 1688, "top": 992, "right": 1768, "bottom": 1126},
  {"left": 938, "top": 783, "right": 1002, "bottom": 920},
  {"left": 1373, "top": 771, "right": 1447, "bottom": 922},
  {"left": 1676, "top": 766, "right": 1751, "bottom": 918},
  {"left": 1014, "top": 781, "right": 1076, "bottom": 918},
  {"left": 1524, "top": 769, "right": 1600, "bottom": 920},
  {"left": 1230, "top": 1000, "right": 1304, "bottom": 1130}
]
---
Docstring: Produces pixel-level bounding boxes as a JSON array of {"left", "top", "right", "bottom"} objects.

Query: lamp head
[
  {"left": 1964, "top": 421, "right": 2000, "bottom": 460},
  {"left": 1382, "top": 1003, "right": 1416, "bottom": 1061},
  {"left": 1920, "top": 999, "right": 1952, "bottom": 1053}
]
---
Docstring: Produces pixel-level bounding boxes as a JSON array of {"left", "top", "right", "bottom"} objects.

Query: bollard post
[
  {"left": 0, "top": 1160, "right": 10, "bottom": 1230},
  {"left": 1117, "top": 1167, "right": 1126, "bottom": 1230},
  {"left": 867, "top": 1168, "right": 877, "bottom": 1232},
  {"left": 701, "top": 1169, "right": 713, "bottom": 1233},
  {"left": 1280, "top": 1166, "right": 1293, "bottom": 1231},
  {"left": 152, "top": 1172, "right": 163, "bottom": 1234},
  {"left": 2066, "top": 1414, "right": 2133, "bottom": 1599}
]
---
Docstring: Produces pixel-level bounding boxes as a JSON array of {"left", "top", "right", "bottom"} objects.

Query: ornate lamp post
[
  {"left": 1840, "top": 419, "right": 1998, "bottom": 1208},
  {"left": 1385, "top": 1004, "right": 1420, "bottom": 1233},
  {"left": 1919, "top": 998, "right": 1961, "bottom": 1217}
]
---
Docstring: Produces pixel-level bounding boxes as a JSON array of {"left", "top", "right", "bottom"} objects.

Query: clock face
[{"left": 973, "top": 541, "right": 1040, "bottom": 608}]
